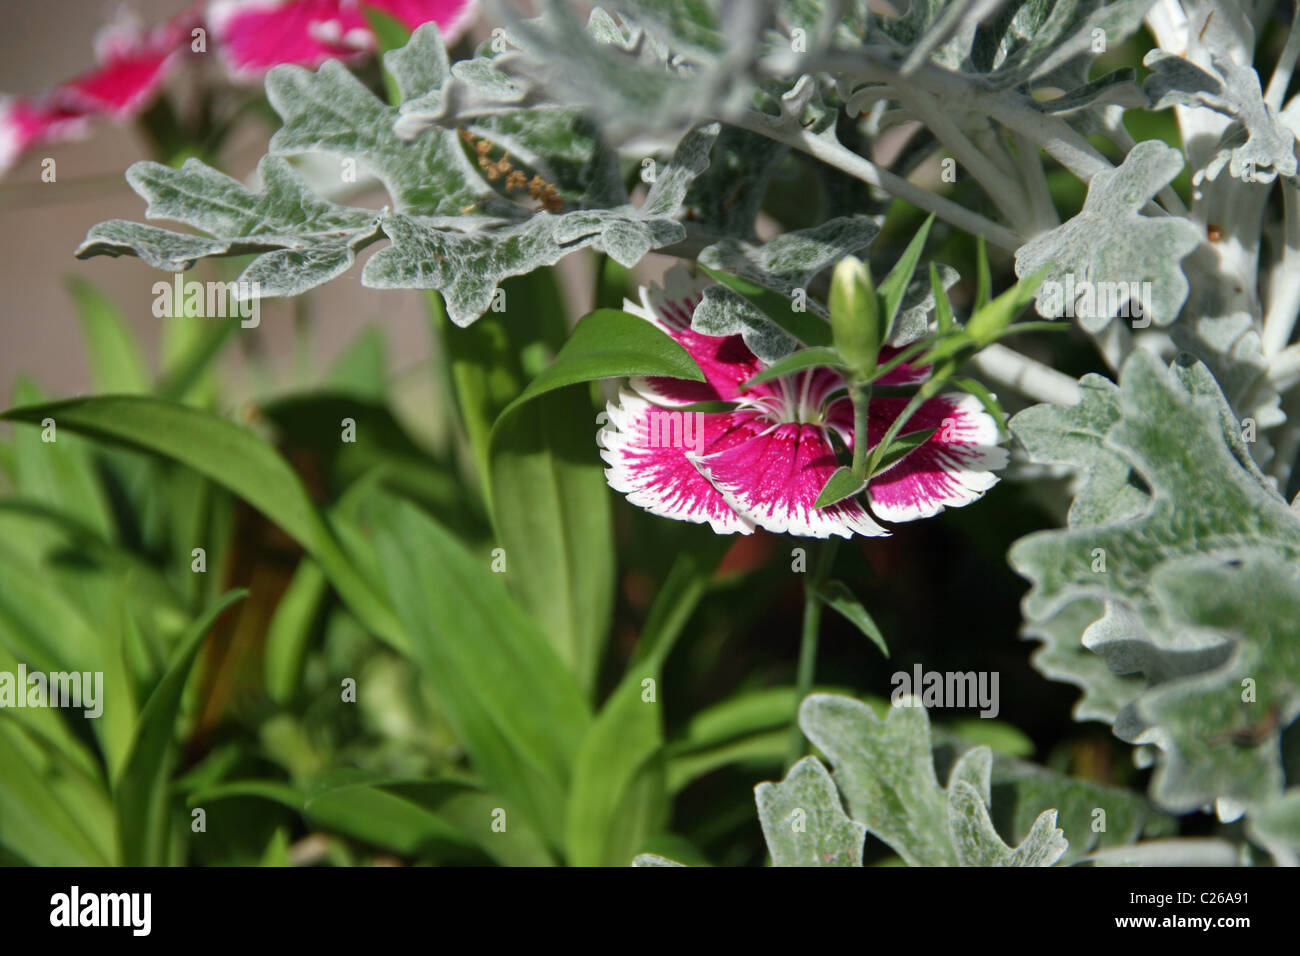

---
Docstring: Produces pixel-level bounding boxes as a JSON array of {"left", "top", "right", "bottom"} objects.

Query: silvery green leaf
[
  {"left": 363, "top": 124, "right": 717, "bottom": 324},
  {"left": 1008, "top": 372, "right": 1147, "bottom": 527},
  {"left": 798, "top": 693, "right": 1067, "bottom": 866},
  {"left": 977, "top": 745, "right": 1177, "bottom": 862},
  {"left": 754, "top": 756, "right": 867, "bottom": 866},
  {"left": 1136, "top": 551, "right": 1300, "bottom": 810},
  {"left": 1083, "top": 838, "right": 1242, "bottom": 866},
  {"left": 948, "top": 781, "right": 1067, "bottom": 866},
  {"left": 693, "top": 216, "right": 880, "bottom": 361},
  {"left": 1010, "top": 350, "right": 1296, "bottom": 624},
  {"left": 631, "top": 852, "right": 686, "bottom": 866},
  {"left": 1032, "top": 68, "right": 1147, "bottom": 115},
  {"left": 889, "top": 262, "right": 959, "bottom": 346},
  {"left": 682, "top": 125, "right": 788, "bottom": 237},
  {"left": 1023, "top": 599, "right": 1143, "bottom": 726},
  {"left": 1144, "top": 50, "right": 1297, "bottom": 182},
  {"left": 1014, "top": 140, "right": 1203, "bottom": 331},
  {"left": 269, "top": 31, "right": 485, "bottom": 216},
  {"left": 75, "top": 157, "right": 383, "bottom": 297},
  {"left": 82, "top": 25, "right": 716, "bottom": 325},
  {"left": 1247, "top": 790, "right": 1300, "bottom": 865},
  {"left": 1010, "top": 350, "right": 1300, "bottom": 813}
]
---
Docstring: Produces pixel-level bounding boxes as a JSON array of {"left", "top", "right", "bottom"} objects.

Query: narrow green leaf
[
  {"left": 949, "top": 376, "right": 1009, "bottom": 437},
  {"left": 817, "top": 580, "right": 889, "bottom": 657},
  {"left": 371, "top": 495, "right": 590, "bottom": 846},
  {"left": 930, "top": 262, "right": 955, "bottom": 335},
  {"left": 362, "top": 5, "right": 413, "bottom": 105},
  {"left": 871, "top": 427, "right": 939, "bottom": 476},
  {"left": 497, "top": 308, "right": 704, "bottom": 422},
  {"left": 564, "top": 535, "right": 728, "bottom": 866},
  {"left": 115, "top": 590, "right": 247, "bottom": 866},
  {"left": 878, "top": 213, "right": 935, "bottom": 335},
  {"left": 974, "top": 235, "right": 991, "bottom": 312},
  {"left": 814, "top": 466, "right": 866, "bottom": 509},
  {"left": 264, "top": 559, "right": 328, "bottom": 706},
  {"left": 67, "top": 279, "right": 149, "bottom": 394},
  {"left": 489, "top": 388, "right": 613, "bottom": 694},
  {"left": 742, "top": 347, "right": 844, "bottom": 390},
  {"left": 0, "top": 395, "right": 404, "bottom": 651}
]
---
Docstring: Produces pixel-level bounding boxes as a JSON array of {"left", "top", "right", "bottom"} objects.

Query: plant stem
[
  {"left": 1264, "top": 181, "right": 1300, "bottom": 356},
  {"left": 850, "top": 381, "right": 872, "bottom": 477},
  {"left": 787, "top": 538, "right": 840, "bottom": 765},
  {"left": 967, "top": 343, "right": 1082, "bottom": 405},
  {"left": 740, "top": 117, "right": 1024, "bottom": 252}
]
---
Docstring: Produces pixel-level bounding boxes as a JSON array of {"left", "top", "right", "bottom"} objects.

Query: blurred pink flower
[
  {"left": 209, "top": 0, "right": 477, "bottom": 78},
  {"left": 0, "top": 8, "right": 196, "bottom": 175}
]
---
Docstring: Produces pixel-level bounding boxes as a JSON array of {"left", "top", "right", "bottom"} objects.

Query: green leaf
[
  {"left": 755, "top": 757, "right": 867, "bottom": 866},
  {"left": 485, "top": 307, "right": 703, "bottom": 691},
  {"left": 932, "top": 261, "right": 956, "bottom": 334},
  {"left": 816, "top": 580, "right": 889, "bottom": 657},
  {"left": 499, "top": 308, "right": 705, "bottom": 418},
  {"left": 877, "top": 213, "right": 935, "bottom": 336},
  {"left": 115, "top": 590, "right": 247, "bottom": 866},
  {"left": 814, "top": 466, "right": 867, "bottom": 509},
  {"left": 742, "top": 346, "right": 844, "bottom": 390},
  {"left": 949, "top": 376, "right": 1008, "bottom": 438},
  {"left": 965, "top": 266, "right": 1049, "bottom": 345},
  {"left": 564, "top": 534, "right": 729, "bottom": 865},
  {"left": 489, "top": 388, "right": 614, "bottom": 694},
  {"left": 264, "top": 560, "right": 328, "bottom": 706},
  {"left": 362, "top": 5, "right": 413, "bottom": 105},
  {"left": 67, "top": 279, "right": 149, "bottom": 394},
  {"left": 0, "top": 720, "right": 115, "bottom": 866},
  {"left": 370, "top": 495, "right": 591, "bottom": 846},
  {"left": 2, "top": 395, "right": 404, "bottom": 646},
  {"left": 871, "top": 427, "right": 939, "bottom": 476}
]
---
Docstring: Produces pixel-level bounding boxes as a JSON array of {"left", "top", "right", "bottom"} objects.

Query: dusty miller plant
[{"left": 71, "top": 0, "right": 1300, "bottom": 865}]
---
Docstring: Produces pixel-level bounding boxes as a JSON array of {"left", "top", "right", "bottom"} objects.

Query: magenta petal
[
  {"left": 212, "top": 0, "right": 476, "bottom": 78},
  {"left": 61, "top": 13, "right": 188, "bottom": 119},
  {"left": 627, "top": 266, "right": 773, "bottom": 407},
  {"left": 0, "top": 98, "right": 90, "bottom": 175},
  {"left": 866, "top": 393, "right": 1008, "bottom": 522},
  {"left": 694, "top": 423, "right": 889, "bottom": 539},
  {"left": 600, "top": 389, "right": 760, "bottom": 534}
]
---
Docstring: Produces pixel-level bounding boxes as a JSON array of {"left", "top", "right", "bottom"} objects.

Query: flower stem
[
  {"left": 788, "top": 538, "right": 840, "bottom": 766},
  {"left": 850, "top": 382, "right": 872, "bottom": 478}
]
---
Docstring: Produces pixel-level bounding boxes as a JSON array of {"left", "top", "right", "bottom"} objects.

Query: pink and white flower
[
  {"left": 60, "top": 11, "right": 193, "bottom": 119},
  {"left": 0, "top": 8, "right": 194, "bottom": 176},
  {"left": 209, "top": 0, "right": 477, "bottom": 78},
  {"left": 0, "top": 98, "right": 91, "bottom": 175},
  {"left": 599, "top": 268, "right": 1009, "bottom": 539}
]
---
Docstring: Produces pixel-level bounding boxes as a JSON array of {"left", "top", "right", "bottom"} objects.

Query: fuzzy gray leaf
[
  {"left": 1014, "top": 140, "right": 1202, "bottom": 331},
  {"left": 755, "top": 756, "right": 867, "bottom": 866}
]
